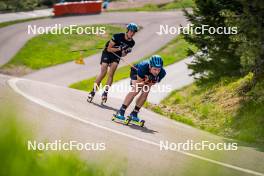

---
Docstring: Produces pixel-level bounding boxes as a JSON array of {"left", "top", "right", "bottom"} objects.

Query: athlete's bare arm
[{"left": 107, "top": 40, "right": 121, "bottom": 53}]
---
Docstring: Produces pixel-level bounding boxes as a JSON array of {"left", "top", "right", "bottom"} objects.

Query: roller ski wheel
[
  {"left": 101, "top": 96, "right": 107, "bottom": 105},
  {"left": 127, "top": 115, "right": 145, "bottom": 127},
  {"left": 87, "top": 92, "right": 95, "bottom": 103},
  {"left": 111, "top": 115, "right": 116, "bottom": 121},
  {"left": 139, "top": 120, "right": 145, "bottom": 127},
  {"left": 101, "top": 92, "right": 108, "bottom": 105}
]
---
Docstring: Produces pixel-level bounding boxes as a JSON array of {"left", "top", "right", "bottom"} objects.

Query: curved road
[{"left": 0, "top": 12, "right": 264, "bottom": 176}]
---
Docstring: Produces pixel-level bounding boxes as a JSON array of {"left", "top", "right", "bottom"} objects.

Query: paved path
[{"left": 0, "top": 9, "right": 53, "bottom": 23}]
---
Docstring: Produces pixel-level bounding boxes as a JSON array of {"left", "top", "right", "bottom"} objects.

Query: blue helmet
[
  {"left": 127, "top": 23, "right": 138, "bottom": 32},
  {"left": 149, "top": 55, "right": 163, "bottom": 68}
]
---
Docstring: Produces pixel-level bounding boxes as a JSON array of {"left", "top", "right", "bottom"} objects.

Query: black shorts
[
  {"left": 129, "top": 66, "right": 138, "bottom": 85},
  {"left": 130, "top": 66, "right": 138, "bottom": 80},
  {"left": 100, "top": 52, "right": 120, "bottom": 64}
]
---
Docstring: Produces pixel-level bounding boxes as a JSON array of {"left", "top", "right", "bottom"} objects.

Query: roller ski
[
  {"left": 101, "top": 91, "right": 108, "bottom": 105},
  {"left": 112, "top": 111, "right": 130, "bottom": 125},
  {"left": 126, "top": 114, "right": 145, "bottom": 127},
  {"left": 87, "top": 91, "right": 95, "bottom": 103}
]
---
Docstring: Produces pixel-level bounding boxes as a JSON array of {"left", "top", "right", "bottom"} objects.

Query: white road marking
[{"left": 8, "top": 78, "right": 264, "bottom": 176}]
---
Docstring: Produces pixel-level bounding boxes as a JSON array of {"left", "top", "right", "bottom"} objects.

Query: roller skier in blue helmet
[{"left": 114, "top": 55, "right": 166, "bottom": 126}]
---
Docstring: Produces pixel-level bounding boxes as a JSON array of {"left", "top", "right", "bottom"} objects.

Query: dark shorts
[
  {"left": 130, "top": 67, "right": 138, "bottom": 85},
  {"left": 130, "top": 67, "right": 138, "bottom": 80},
  {"left": 100, "top": 52, "right": 120, "bottom": 65}
]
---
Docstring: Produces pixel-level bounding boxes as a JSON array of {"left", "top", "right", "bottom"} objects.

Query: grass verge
[{"left": 145, "top": 73, "right": 264, "bottom": 144}]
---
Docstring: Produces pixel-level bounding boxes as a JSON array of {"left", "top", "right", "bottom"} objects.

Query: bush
[
  {"left": 40, "top": 0, "right": 58, "bottom": 7},
  {"left": 0, "top": 1, "right": 7, "bottom": 11},
  {"left": 1, "top": 0, "right": 40, "bottom": 11}
]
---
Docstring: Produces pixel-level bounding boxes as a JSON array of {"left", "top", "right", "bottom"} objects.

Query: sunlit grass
[{"left": 2, "top": 24, "right": 125, "bottom": 70}]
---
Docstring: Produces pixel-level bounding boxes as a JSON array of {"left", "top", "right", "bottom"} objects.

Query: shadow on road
[
  {"left": 91, "top": 102, "right": 119, "bottom": 112},
  {"left": 113, "top": 120, "right": 158, "bottom": 134},
  {"left": 90, "top": 101, "right": 158, "bottom": 134}
]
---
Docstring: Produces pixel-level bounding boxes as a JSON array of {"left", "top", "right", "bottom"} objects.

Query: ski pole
[
  {"left": 71, "top": 48, "right": 138, "bottom": 70},
  {"left": 110, "top": 51, "right": 138, "bottom": 70},
  {"left": 71, "top": 49, "right": 88, "bottom": 52}
]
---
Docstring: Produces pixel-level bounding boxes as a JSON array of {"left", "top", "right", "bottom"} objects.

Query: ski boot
[
  {"left": 127, "top": 113, "right": 145, "bottom": 127},
  {"left": 112, "top": 110, "right": 129, "bottom": 125},
  {"left": 87, "top": 91, "right": 95, "bottom": 103}
]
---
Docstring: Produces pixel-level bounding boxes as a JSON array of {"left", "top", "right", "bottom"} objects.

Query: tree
[
  {"left": 184, "top": 0, "right": 263, "bottom": 87},
  {"left": 184, "top": 0, "right": 243, "bottom": 81},
  {"left": 228, "top": 0, "right": 264, "bottom": 86}
]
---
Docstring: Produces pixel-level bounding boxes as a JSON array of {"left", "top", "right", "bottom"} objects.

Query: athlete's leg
[
  {"left": 101, "top": 62, "right": 119, "bottom": 103},
  {"left": 117, "top": 80, "right": 142, "bottom": 116},
  {"left": 136, "top": 84, "right": 151, "bottom": 107},
  {"left": 93, "top": 63, "right": 108, "bottom": 91},
  {"left": 104, "top": 62, "right": 118, "bottom": 91},
  {"left": 129, "top": 84, "right": 152, "bottom": 118},
  {"left": 123, "top": 80, "right": 142, "bottom": 106},
  {"left": 88, "top": 63, "right": 108, "bottom": 101}
]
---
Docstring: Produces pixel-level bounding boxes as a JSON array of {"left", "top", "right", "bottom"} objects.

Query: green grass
[
  {"left": 110, "top": 0, "right": 195, "bottom": 12},
  {"left": 70, "top": 34, "right": 198, "bottom": 91},
  {"left": 145, "top": 101, "right": 194, "bottom": 126},
  {"left": 0, "top": 16, "right": 50, "bottom": 28},
  {"left": 1, "top": 24, "right": 125, "bottom": 70},
  {"left": 0, "top": 103, "right": 126, "bottom": 176},
  {"left": 145, "top": 73, "right": 264, "bottom": 144}
]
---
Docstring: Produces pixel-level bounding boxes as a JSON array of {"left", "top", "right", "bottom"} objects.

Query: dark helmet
[
  {"left": 149, "top": 55, "right": 163, "bottom": 68},
  {"left": 127, "top": 23, "right": 138, "bottom": 32}
]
